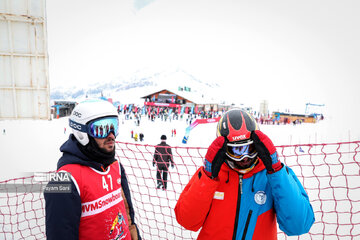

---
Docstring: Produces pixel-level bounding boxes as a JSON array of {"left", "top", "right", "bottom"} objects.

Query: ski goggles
[
  {"left": 69, "top": 116, "right": 119, "bottom": 139},
  {"left": 226, "top": 140, "right": 258, "bottom": 161}
]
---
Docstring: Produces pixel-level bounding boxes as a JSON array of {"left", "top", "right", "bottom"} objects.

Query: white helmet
[{"left": 69, "top": 99, "right": 118, "bottom": 145}]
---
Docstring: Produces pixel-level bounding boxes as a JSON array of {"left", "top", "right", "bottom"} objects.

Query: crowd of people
[
  {"left": 118, "top": 105, "right": 225, "bottom": 124},
  {"left": 118, "top": 104, "right": 324, "bottom": 129}
]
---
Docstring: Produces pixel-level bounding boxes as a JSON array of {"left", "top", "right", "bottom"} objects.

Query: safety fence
[{"left": 0, "top": 141, "right": 359, "bottom": 239}]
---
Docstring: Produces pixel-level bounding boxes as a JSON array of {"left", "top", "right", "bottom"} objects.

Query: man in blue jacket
[{"left": 175, "top": 108, "right": 315, "bottom": 239}]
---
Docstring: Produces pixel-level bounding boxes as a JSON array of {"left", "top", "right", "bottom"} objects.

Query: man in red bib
[{"left": 44, "top": 99, "right": 141, "bottom": 240}]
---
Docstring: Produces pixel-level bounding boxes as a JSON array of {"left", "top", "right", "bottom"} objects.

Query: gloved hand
[
  {"left": 153, "top": 162, "right": 155, "bottom": 167},
  {"left": 171, "top": 164, "right": 174, "bottom": 169},
  {"left": 204, "top": 136, "right": 228, "bottom": 179},
  {"left": 250, "top": 130, "right": 282, "bottom": 173}
]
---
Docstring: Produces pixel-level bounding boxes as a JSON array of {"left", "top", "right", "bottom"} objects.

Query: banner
[
  {"left": 182, "top": 117, "right": 221, "bottom": 144},
  {"left": 144, "top": 102, "right": 181, "bottom": 108}
]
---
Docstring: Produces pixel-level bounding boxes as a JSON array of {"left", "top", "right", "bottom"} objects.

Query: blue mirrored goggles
[
  {"left": 226, "top": 140, "right": 258, "bottom": 161},
  {"left": 88, "top": 117, "right": 119, "bottom": 138},
  {"left": 69, "top": 116, "right": 119, "bottom": 139}
]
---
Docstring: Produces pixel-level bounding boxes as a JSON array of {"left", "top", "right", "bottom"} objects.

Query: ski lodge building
[{"left": 141, "top": 88, "right": 230, "bottom": 113}]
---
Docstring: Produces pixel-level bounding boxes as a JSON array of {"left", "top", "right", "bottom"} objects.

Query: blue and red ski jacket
[{"left": 175, "top": 161, "right": 314, "bottom": 240}]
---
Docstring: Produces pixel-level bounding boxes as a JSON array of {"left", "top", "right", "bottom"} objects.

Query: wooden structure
[
  {"left": 272, "top": 112, "right": 317, "bottom": 124},
  {"left": 141, "top": 89, "right": 230, "bottom": 113}
]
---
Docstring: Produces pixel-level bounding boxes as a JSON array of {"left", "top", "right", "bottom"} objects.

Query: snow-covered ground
[
  {"left": 0, "top": 112, "right": 359, "bottom": 239},
  {"left": 0, "top": 113, "right": 359, "bottom": 182}
]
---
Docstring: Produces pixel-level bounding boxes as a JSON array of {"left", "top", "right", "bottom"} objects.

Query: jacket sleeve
[
  {"left": 153, "top": 147, "right": 158, "bottom": 164},
  {"left": 174, "top": 167, "right": 220, "bottom": 231},
  {"left": 167, "top": 146, "right": 174, "bottom": 164},
  {"left": 120, "top": 163, "right": 142, "bottom": 240},
  {"left": 44, "top": 180, "right": 81, "bottom": 240},
  {"left": 268, "top": 165, "right": 315, "bottom": 236}
]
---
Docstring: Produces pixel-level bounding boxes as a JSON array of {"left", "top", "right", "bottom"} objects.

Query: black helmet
[
  {"left": 217, "top": 108, "right": 259, "bottom": 174},
  {"left": 216, "top": 108, "right": 258, "bottom": 142},
  {"left": 161, "top": 135, "right": 167, "bottom": 140}
]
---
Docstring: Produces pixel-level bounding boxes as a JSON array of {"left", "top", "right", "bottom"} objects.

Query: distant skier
[{"left": 153, "top": 135, "right": 174, "bottom": 190}]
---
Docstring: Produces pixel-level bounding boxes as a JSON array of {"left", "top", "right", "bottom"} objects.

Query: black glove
[
  {"left": 204, "top": 136, "right": 228, "bottom": 179},
  {"left": 251, "top": 130, "right": 282, "bottom": 173},
  {"left": 153, "top": 162, "right": 155, "bottom": 167}
]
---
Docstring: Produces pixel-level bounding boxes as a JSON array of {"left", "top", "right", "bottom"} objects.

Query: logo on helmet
[
  {"left": 232, "top": 135, "right": 246, "bottom": 141},
  {"left": 73, "top": 111, "right": 82, "bottom": 118}
]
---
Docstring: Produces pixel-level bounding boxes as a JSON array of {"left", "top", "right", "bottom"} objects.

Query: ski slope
[{"left": 0, "top": 113, "right": 359, "bottom": 181}]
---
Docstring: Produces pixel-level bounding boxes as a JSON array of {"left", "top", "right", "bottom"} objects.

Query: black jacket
[
  {"left": 44, "top": 135, "right": 141, "bottom": 240},
  {"left": 153, "top": 141, "right": 174, "bottom": 168}
]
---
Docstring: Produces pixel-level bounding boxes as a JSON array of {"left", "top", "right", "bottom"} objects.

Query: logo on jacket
[
  {"left": 109, "top": 212, "right": 128, "bottom": 240},
  {"left": 254, "top": 191, "right": 267, "bottom": 205}
]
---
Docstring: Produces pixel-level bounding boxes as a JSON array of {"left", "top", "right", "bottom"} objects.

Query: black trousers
[{"left": 156, "top": 165, "right": 169, "bottom": 189}]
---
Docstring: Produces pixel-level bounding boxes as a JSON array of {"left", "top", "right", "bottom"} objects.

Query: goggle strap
[
  {"left": 69, "top": 119, "right": 87, "bottom": 133},
  {"left": 227, "top": 140, "right": 254, "bottom": 147}
]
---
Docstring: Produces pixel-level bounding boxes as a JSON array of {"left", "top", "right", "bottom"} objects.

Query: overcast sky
[{"left": 46, "top": 0, "right": 360, "bottom": 118}]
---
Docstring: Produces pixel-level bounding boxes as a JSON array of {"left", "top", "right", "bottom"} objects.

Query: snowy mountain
[{"left": 50, "top": 68, "right": 229, "bottom": 105}]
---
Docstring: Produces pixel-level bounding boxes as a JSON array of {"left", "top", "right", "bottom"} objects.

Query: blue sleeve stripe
[
  {"left": 270, "top": 152, "right": 278, "bottom": 165},
  {"left": 204, "top": 159, "right": 212, "bottom": 172}
]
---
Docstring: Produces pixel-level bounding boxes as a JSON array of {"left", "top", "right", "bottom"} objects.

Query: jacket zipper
[
  {"left": 232, "top": 175, "right": 243, "bottom": 240},
  {"left": 242, "top": 210, "right": 253, "bottom": 240}
]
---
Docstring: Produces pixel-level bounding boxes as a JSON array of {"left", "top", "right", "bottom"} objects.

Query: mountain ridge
[{"left": 50, "top": 68, "right": 224, "bottom": 104}]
